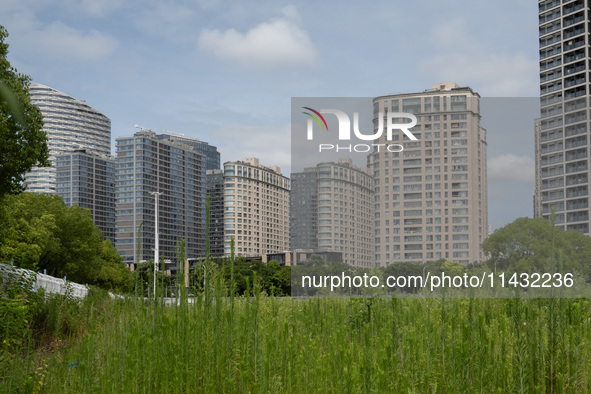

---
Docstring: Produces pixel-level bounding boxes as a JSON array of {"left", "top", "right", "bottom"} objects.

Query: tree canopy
[
  {"left": 0, "top": 193, "right": 132, "bottom": 292},
  {"left": 482, "top": 217, "right": 591, "bottom": 280},
  {"left": 0, "top": 25, "right": 49, "bottom": 197}
]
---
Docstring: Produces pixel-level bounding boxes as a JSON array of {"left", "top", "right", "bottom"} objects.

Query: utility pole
[{"left": 150, "top": 191, "right": 163, "bottom": 299}]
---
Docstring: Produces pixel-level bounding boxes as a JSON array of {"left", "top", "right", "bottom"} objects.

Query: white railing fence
[{"left": 0, "top": 263, "right": 89, "bottom": 298}]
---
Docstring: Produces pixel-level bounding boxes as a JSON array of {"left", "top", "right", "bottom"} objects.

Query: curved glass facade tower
[{"left": 24, "top": 83, "right": 111, "bottom": 194}]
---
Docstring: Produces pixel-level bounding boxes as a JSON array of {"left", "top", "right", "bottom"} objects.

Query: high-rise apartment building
[
  {"left": 536, "top": 0, "right": 590, "bottom": 233},
  {"left": 25, "top": 83, "right": 111, "bottom": 194},
  {"left": 290, "top": 168, "right": 318, "bottom": 252},
  {"left": 157, "top": 133, "right": 221, "bottom": 171},
  {"left": 290, "top": 158, "right": 374, "bottom": 268},
  {"left": 370, "top": 83, "right": 488, "bottom": 266},
  {"left": 534, "top": 118, "right": 543, "bottom": 218},
  {"left": 115, "top": 130, "right": 206, "bottom": 265},
  {"left": 206, "top": 169, "right": 225, "bottom": 258},
  {"left": 56, "top": 149, "right": 116, "bottom": 244},
  {"left": 223, "top": 158, "right": 290, "bottom": 257}
]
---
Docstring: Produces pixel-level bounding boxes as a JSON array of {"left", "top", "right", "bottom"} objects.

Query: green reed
[{"left": 19, "top": 293, "right": 588, "bottom": 393}]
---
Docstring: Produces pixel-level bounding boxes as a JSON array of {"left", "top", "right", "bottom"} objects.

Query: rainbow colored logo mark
[{"left": 302, "top": 107, "right": 328, "bottom": 131}]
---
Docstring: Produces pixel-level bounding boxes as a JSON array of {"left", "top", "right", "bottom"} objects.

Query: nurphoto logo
[{"left": 302, "top": 106, "right": 418, "bottom": 153}]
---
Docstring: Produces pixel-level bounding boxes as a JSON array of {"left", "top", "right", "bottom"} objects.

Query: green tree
[
  {"left": 383, "top": 262, "right": 423, "bottom": 293},
  {"left": 0, "top": 193, "right": 132, "bottom": 291},
  {"left": 0, "top": 192, "right": 61, "bottom": 269},
  {"left": 482, "top": 217, "right": 591, "bottom": 279},
  {"left": 0, "top": 25, "right": 49, "bottom": 197},
  {"left": 440, "top": 260, "right": 466, "bottom": 275},
  {"left": 95, "top": 240, "right": 134, "bottom": 292}
]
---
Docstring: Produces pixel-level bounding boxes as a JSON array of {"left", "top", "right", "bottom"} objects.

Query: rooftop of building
[
  {"left": 374, "top": 82, "right": 479, "bottom": 101},
  {"left": 224, "top": 157, "right": 286, "bottom": 177},
  {"left": 55, "top": 148, "right": 115, "bottom": 161},
  {"left": 116, "top": 129, "right": 209, "bottom": 155},
  {"left": 298, "top": 157, "right": 372, "bottom": 176}
]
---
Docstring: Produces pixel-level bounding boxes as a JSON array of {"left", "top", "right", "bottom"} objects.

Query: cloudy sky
[{"left": 1, "top": 0, "right": 539, "bottom": 230}]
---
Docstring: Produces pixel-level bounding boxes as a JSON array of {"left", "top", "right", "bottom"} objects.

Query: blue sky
[{"left": 1, "top": 0, "right": 540, "bottom": 229}]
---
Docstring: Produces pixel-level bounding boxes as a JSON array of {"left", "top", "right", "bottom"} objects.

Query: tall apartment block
[
  {"left": 290, "top": 168, "right": 318, "bottom": 252},
  {"left": 290, "top": 158, "right": 374, "bottom": 268},
  {"left": 223, "top": 158, "right": 290, "bottom": 257},
  {"left": 534, "top": 118, "right": 543, "bottom": 218},
  {"left": 370, "top": 83, "right": 488, "bottom": 266},
  {"left": 115, "top": 130, "right": 206, "bottom": 265},
  {"left": 536, "top": 0, "right": 591, "bottom": 233},
  {"left": 206, "top": 169, "right": 225, "bottom": 258},
  {"left": 157, "top": 133, "right": 221, "bottom": 171},
  {"left": 56, "top": 149, "right": 116, "bottom": 244},
  {"left": 25, "top": 83, "right": 111, "bottom": 194}
]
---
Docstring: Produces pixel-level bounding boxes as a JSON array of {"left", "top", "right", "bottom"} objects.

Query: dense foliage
[
  {"left": 214, "top": 257, "right": 291, "bottom": 296},
  {"left": 0, "top": 193, "right": 132, "bottom": 292},
  {"left": 483, "top": 217, "right": 591, "bottom": 280},
  {"left": 0, "top": 281, "right": 114, "bottom": 392},
  {"left": 0, "top": 25, "right": 49, "bottom": 197}
]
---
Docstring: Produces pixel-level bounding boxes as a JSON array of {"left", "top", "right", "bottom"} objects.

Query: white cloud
[
  {"left": 4, "top": 16, "right": 118, "bottom": 61},
  {"left": 31, "top": 22, "right": 117, "bottom": 60},
  {"left": 488, "top": 154, "right": 534, "bottom": 184},
  {"left": 197, "top": 5, "right": 317, "bottom": 68}
]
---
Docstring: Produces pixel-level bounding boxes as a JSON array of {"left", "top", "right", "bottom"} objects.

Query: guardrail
[{"left": 0, "top": 263, "right": 89, "bottom": 298}]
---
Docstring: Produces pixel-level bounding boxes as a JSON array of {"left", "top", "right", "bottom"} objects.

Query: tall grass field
[{"left": 3, "top": 292, "right": 591, "bottom": 392}]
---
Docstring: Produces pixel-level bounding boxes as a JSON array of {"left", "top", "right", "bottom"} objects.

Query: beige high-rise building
[
  {"left": 223, "top": 158, "right": 290, "bottom": 257},
  {"left": 290, "top": 158, "right": 374, "bottom": 268},
  {"left": 370, "top": 83, "right": 488, "bottom": 267}
]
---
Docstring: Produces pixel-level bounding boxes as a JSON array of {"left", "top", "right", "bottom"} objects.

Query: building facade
[
  {"left": 223, "top": 158, "right": 290, "bottom": 257},
  {"left": 25, "top": 83, "right": 111, "bottom": 194},
  {"left": 370, "top": 82, "right": 488, "bottom": 266},
  {"left": 206, "top": 169, "right": 225, "bottom": 258},
  {"left": 290, "top": 168, "right": 318, "bottom": 252},
  {"left": 534, "top": 118, "right": 543, "bottom": 218},
  {"left": 115, "top": 130, "right": 206, "bottom": 265},
  {"left": 536, "top": 0, "right": 591, "bottom": 233},
  {"left": 157, "top": 133, "right": 221, "bottom": 171},
  {"left": 56, "top": 149, "right": 116, "bottom": 244},
  {"left": 290, "top": 158, "right": 374, "bottom": 268}
]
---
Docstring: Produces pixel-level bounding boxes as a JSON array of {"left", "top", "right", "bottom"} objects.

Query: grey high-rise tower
[
  {"left": 56, "top": 149, "right": 116, "bottom": 244},
  {"left": 115, "top": 130, "right": 206, "bottom": 265},
  {"left": 157, "top": 133, "right": 221, "bottom": 171},
  {"left": 290, "top": 159, "right": 374, "bottom": 268},
  {"left": 536, "top": 0, "right": 591, "bottom": 233},
  {"left": 206, "top": 169, "right": 225, "bottom": 258}
]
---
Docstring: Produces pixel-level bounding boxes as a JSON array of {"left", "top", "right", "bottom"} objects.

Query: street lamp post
[{"left": 150, "top": 191, "right": 163, "bottom": 299}]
